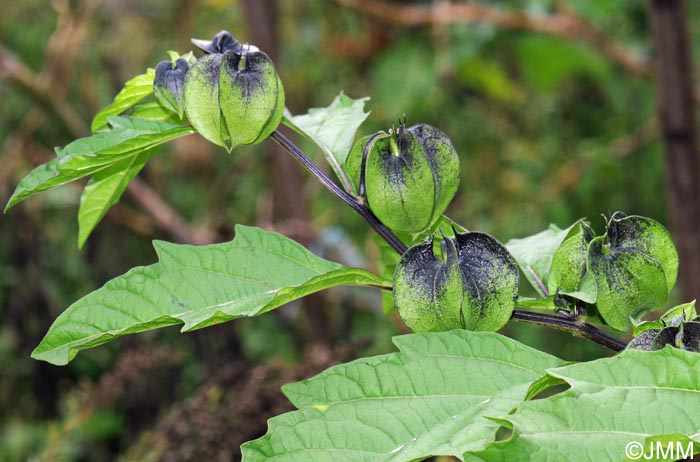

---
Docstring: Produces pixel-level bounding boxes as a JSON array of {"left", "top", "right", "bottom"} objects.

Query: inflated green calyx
[
  {"left": 587, "top": 212, "right": 679, "bottom": 331},
  {"left": 352, "top": 120, "right": 460, "bottom": 233},
  {"left": 393, "top": 231, "right": 519, "bottom": 332},
  {"left": 183, "top": 32, "right": 284, "bottom": 151},
  {"left": 219, "top": 49, "right": 284, "bottom": 148},
  {"left": 154, "top": 58, "right": 189, "bottom": 116}
]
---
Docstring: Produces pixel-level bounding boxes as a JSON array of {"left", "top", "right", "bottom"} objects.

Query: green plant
[{"left": 5, "top": 29, "right": 699, "bottom": 462}]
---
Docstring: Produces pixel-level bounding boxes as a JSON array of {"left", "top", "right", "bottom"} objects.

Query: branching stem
[
  {"left": 511, "top": 310, "right": 627, "bottom": 351},
  {"left": 272, "top": 129, "right": 627, "bottom": 352}
]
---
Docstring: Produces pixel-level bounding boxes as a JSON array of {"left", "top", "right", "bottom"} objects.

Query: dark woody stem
[
  {"left": 271, "top": 130, "right": 408, "bottom": 254},
  {"left": 511, "top": 310, "right": 627, "bottom": 351},
  {"left": 271, "top": 129, "right": 627, "bottom": 352}
]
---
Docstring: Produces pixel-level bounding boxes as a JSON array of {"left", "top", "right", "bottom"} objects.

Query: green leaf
[
  {"left": 429, "top": 214, "right": 469, "bottom": 236},
  {"left": 660, "top": 300, "right": 697, "bottom": 325},
  {"left": 506, "top": 221, "right": 583, "bottom": 298},
  {"left": 588, "top": 214, "right": 677, "bottom": 331},
  {"left": 516, "top": 296, "right": 557, "bottom": 310},
  {"left": 631, "top": 320, "right": 665, "bottom": 337},
  {"left": 283, "top": 92, "right": 370, "bottom": 194},
  {"left": 31, "top": 225, "right": 390, "bottom": 365},
  {"left": 559, "top": 270, "right": 597, "bottom": 304},
  {"left": 130, "top": 101, "right": 183, "bottom": 124},
  {"left": 91, "top": 69, "right": 155, "bottom": 133},
  {"left": 5, "top": 117, "right": 194, "bottom": 211},
  {"left": 242, "top": 331, "right": 564, "bottom": 462},
  {"left": 632, "top": 300, "right": 697, "bottom": 337},
  {"left": 466, "top": 347, "right": 700, "bottom": 462},
  {"left": 77, "top": 148, "right": 156, "bottom": 248}
]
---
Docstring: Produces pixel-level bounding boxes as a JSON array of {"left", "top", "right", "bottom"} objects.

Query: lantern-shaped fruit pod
[
  {"left": 349, "top": 121, "right": 460, "bottom": 233},
  {"left": 393, "top": 231, "right": 519, "bottom": 333},
  {"left": 181, "top": 31, "right": 285, "bottom": 152}
]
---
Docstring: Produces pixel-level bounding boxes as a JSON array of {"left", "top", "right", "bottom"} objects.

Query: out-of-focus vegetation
[{"left": 1, "top": 0, "right": 696, "bottom": 460}]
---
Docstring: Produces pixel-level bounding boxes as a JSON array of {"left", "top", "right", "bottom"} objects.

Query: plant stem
[
  {"left": 271, "top": 130, "right": 408, "bottom": 254},
  {"left": 511, "top": 309, "right": 627, "bottom": 351}
]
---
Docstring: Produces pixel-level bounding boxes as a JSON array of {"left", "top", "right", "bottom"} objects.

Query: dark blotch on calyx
[
  {"left": 376, "top": 128, "right": 420, "bottom": 185},
  {"left": 401, "top": 238, "right": 455, "bottom": 298},
  {"left": 221, "top": 50, "right": 272, "bottom": 100},
  {"left": 197, "top": 53, "right": 224, "bottom": 91},
  {"left": 456, "top": 232, "right": 517, "bottom": 308},
  {"left": 154, "top": 58, "right": 189, "bottom": 105},
  {"left": 394, "top": 230, "right": 518, "bottom": 332}
]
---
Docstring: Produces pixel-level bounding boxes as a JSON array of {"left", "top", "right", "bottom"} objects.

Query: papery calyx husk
[
  {"left": 349, "top": 120, "right": 460, "bottom": 233},
  {"left": 587, "top": 212, "right": 678, "bottom": 331},
  {"left": 393, "top": 231, "right": 518, "bottom": 332},
  {"left": 154, "top": 57, "right": 190, "bottom": 116},
  {"left": 183, "top": 31, "right": 284, "bottom": 151}
]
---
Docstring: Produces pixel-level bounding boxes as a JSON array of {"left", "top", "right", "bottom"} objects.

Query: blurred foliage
[{"left": 0, "top": 0, "right": 693, "bottom": 460}]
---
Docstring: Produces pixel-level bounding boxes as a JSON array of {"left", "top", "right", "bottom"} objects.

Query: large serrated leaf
[
  {"left": 77, "top": 148, "right": 156, "bottom": 248},
  {"left": 465, "top": 347, "right": 700, "bottom": 462},
  {"left": 5, "top": 116, "right": 194, "bottom": 211},
  {"left": 241, "top": 331, "right": 564, "bottom": 462},
  {"left": 129, "top": 101, "right": 182, "bottom": 123},
  {"left": 91, "top": 69, "right": 156, "bottom": 133},
  {"left": 31, "top": 225, "right": 390, "bottom": 365},
  {"left": 283, "top": 92, "right": 370, "bottom": 193}
]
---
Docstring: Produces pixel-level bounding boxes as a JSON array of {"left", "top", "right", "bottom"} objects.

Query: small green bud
[
  {"left": 154, "top": 57, "right": 189, "bottom": 116},
  {"left": 183, "top": 32, "right": 284, "bottom": 151},
  {"left": 350, "top": 121, "right": 460, "bottom": 233},
  {"left": 393, "top": 231, "right": 519, "bottom": 332}
]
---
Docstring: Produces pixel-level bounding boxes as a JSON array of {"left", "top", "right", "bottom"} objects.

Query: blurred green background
[{"left": 1, "top": 0, "right": 695, "bottom": 460}]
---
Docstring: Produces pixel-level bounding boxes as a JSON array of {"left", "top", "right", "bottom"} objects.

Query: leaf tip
[
  {"left": 4, "top": 189, "right": 23, "bottom": 212},
  {"left": 30, "top": 344, "right": 71, "bottom": 366},
  {"left": 77, "top": 233, "right": 87, "bottom": 250}
]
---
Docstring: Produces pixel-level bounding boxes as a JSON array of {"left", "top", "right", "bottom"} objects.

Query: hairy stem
[
  {"left": 271, "top": 130, "right": 408, "bottom": 254},
  {"left": 511, "top": 309, "right": 627, "bottom": 351}
]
